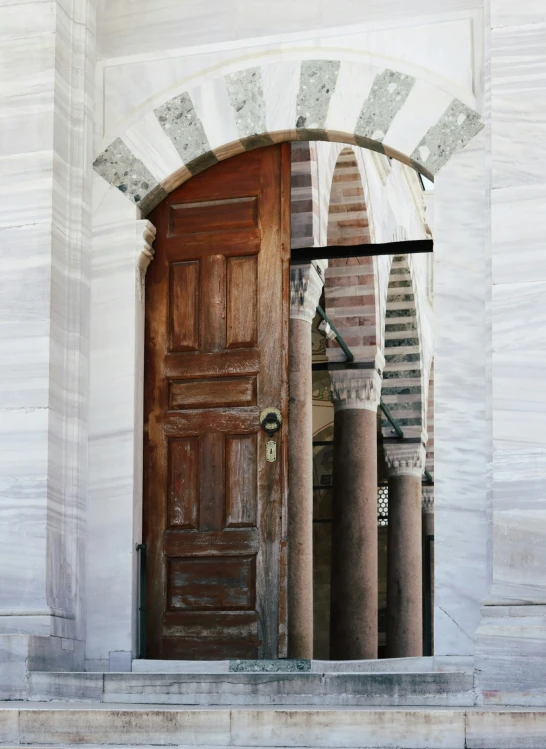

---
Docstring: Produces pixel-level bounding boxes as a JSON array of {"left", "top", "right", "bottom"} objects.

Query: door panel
[{"left": 144, "top": 145, "right": 290, "bottom": 659}]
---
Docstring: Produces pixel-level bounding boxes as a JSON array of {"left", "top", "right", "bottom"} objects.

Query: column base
[
  {"left": 0, "top": 635, "right": 84, "bottom": 700},
  {"left": 475, "top": 605, "right": 546, "bottom": 705}
]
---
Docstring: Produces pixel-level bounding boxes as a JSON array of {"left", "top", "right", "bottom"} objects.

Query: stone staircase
[
  {"left": 1, "top": 704, "right": 546, "bottom": 748},
  {"left": 25, "top": 669, "right": 474, "bottom": 707},
  {"left": 2, "top": 662, "right": 546, "bottom": 748}
]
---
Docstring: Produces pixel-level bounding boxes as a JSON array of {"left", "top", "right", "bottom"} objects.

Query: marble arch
[
  {"left": 323, "top": 146, "right": 380, "bottom": 363},
  {"left": 87, "top": 56, "right": 487, "bottom": 670},
  {"left": 381, "top": 254, "right": 425, "bottom": 442},
  {"left": 92, "top": 59, "right": 484, "bottom": 215}
]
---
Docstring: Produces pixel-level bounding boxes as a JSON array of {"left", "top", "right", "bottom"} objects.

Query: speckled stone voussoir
[
  {"left": 296, "top": 60, "right": 340, "bottom": 130},
  {"left": 225, "top": 67, "right": 267, "bottom": 140},
  {"left": 411, "top": 98, "right": 485, "bottom": 174},
  {"left": 229, "top": 659, "right": 311, "bottom": 673},
  {"left": 93, "top": 137, "right": 160, "bottom": 205},
  {"left": 355, "top": 70, "right": 415, "bottom": 143},
  {"left": 154, "top": 91, "right": 212, "bottom": 170}
]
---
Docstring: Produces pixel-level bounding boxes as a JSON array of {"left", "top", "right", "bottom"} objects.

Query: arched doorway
[{"left": 143, "top": 145, "right": 291, "bottom": 659}]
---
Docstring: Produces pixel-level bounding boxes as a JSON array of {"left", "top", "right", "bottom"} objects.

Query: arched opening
[{"left": 88, "top": 59, "right": 484, "bottom": 668}]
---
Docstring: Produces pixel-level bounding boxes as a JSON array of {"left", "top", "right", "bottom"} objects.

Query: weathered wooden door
[{"left": 144, "top": 145, "right": 290, "bottom": 659}]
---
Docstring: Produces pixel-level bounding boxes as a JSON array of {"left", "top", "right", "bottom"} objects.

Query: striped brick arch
[
  {"left": 92, "top": 59, "right": 484, "bottom": 215},
  {"left": 381, "top": 254, "right": 424, "bottom": 441},
  {"left": 426, "top": 361, "right": 434, "bottom": 480},
  {"left": 324, "top": 148, "right": 379, "bottom": 359},
  {"left": 290, "top": 142, "right": 320, "bottom": 249}
]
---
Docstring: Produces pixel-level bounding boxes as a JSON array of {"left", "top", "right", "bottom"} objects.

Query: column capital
[
  {"left": 136, "top": 219, "right": 156, "bottom": 301},
  {"left": 422, "top": 485, "right": 434, "bottom": 512},
  {"left": 329, "top": 368, "right": 382, "bottom": 413},
  {"left": 384, "top": 442, "right": 426, "bottom": 478},
  {"left": 290, "top": 262, "right": 324, "bottom": 323}
]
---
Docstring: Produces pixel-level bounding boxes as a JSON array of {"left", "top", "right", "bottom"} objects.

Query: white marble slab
[
  {"left": 433, "top": 134, "right": 488, "bottom": 655},
  {"left": 262, "top": 61, "right": 301, "bottom": 135},
  {"left": 123, "top": 112, "right": 184, "bottom": 182},
  {"left": 491, "top": 184, "right": 546, "bottom": 285},
  {"left": 190, "top": 77, "right": 240, "bottom": 150},
  {"left": 325, "top": 61, "right": 376, "bottom": 135},
  {"left": 491, "top": 23, "right": 546, "bottom": 189}
]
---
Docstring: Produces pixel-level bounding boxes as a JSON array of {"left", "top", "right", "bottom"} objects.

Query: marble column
[
  {"left": 329, "top": 369, "right": 382, "bottom": 660},
  {"left": 384, "top": 443, "right": 426, "bottom": 658},
  {"left": 288, "top": 263, "right": 324, "bottom": 658}
]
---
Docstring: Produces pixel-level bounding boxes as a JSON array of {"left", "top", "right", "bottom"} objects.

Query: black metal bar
[
  {"left": 316, "top": 305, "right": 354, "bottom": 362},
  {"left": 292, "top": 239, "right": 433, "bottom": 263},
  {"left": 136, "top": 543, "right": 147, "bottom": 659},
  {"left": 379, "top": 399, "right": 404, "bottom": 439},
  {"left": 423, "top": 534, "right": 434, "bottom": 656},
  {"left": 313, "top": 440, "right": 334, "bottom": 446}
]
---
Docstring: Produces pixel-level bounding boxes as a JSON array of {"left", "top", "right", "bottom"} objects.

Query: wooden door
[{"left": 144, "top": 145, "right": 290, "bottom": 659}]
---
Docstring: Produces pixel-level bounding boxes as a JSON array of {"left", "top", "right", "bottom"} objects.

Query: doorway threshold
[{"left": 131, "top": 656, "right": 461, "bottom": 674}]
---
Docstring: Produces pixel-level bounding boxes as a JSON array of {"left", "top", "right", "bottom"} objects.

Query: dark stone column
[
  {"left": 329, "top": 370, "right": 381, "bottom": 660},
  {"left": 384, "top": 443, "right": 426, "bottom": 658},
  {"left": 288, "top": 263, "right": 323, "bottom": 658}
]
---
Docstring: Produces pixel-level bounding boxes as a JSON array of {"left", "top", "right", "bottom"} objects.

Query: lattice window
[{"left": 378, "top": 485, "right": 388, "bottom": 526}]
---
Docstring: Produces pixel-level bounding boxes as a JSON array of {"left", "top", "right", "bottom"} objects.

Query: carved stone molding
[
  {"left": 422, "top": 485, "right": 434, "bottom": 512},
  {"left": 384, "top": 442, "right": 426, "bottom": 478},
  {"left": 329, "top": 369, "right": 382, "bottom": 413},
  {"left": 290, "top": 261, "right": 325, "bottom": 324},
  {"left": 136, "top": 220, "right": 157, "bottom": 301}
]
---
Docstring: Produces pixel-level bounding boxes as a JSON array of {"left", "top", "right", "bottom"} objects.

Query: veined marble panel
[
  {"left": 262, "top": 61, "right": 301, "bottom": 136},
  {"left": 0, "top": 152, "right": 53, "bottom": 228},
  {"left": 0, "top": 408, "right": 49, "bottom": 617},
  {"left": 190, "top": 77, "right": 240, "bottom": 151},
  {"left": 492, "top": 184, "right": 546, "bottom": 285},
  {"left": 492, "top": 0, "right": 546, "bottom": 27},
  {"left": 491, "top": 23, "right": 546, "bottom": 189},
  {"left": 97, "top": 0, "right": 238, "bottom": 58},
  {"left": 433, "top": 134, "right": 488, "bottom": 655},
  {"left": 87, "top": 186, "right": 141, "bottom": 662},
  {"left": 325, "top": 61, "right": 376, "bottom": 135}
]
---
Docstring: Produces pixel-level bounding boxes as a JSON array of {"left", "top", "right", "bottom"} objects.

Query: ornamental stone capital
[
  {"left": 422, "top": 486, "right": 434, "bottom": 512},
  {"left": 329, "top": 368, "right": 382, "bottom": 413},
  {"left": 136, "top": 219, "right": 156, "bottom": 301},
  {"left": 290, "top": 262, "right": 325, "bottom": 324},
  {"left": 384, "top": 442, "right": 426, "bottom": 478}
]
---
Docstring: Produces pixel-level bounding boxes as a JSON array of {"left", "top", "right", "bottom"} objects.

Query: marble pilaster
[
  {"left": 86, "top": 185, "right": 153, "bottom": 670},
  {"left": 0, "top": 0, "right": 97, "bottom": 694}
]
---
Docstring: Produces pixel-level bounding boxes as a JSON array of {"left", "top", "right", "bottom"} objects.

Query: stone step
[
  {"left": 132, "top": 656, "right": 467, "bottom": 674},
  {"left": 26, "top": 671, "right": 473, "bottom": 706},
  {"left": 1, "top": 704, "right": 546, "bottom": 748}
]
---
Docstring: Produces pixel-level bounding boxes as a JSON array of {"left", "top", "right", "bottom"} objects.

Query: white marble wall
[
  {"left": 0, "top": 0, "right": 96, "bottom": 687},
  {"left": 473, "top": 0, "right": 546, "bottom": 702},
  {"left": 0, "top": 1, "right": 99, "bottom": 699},
  {"left": 3, "top": 0, "right": 521, "bottom": 690},
  {"left": 434, "top": 133, "right": 488, "bottom": 657}
]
